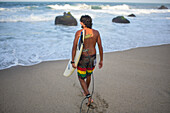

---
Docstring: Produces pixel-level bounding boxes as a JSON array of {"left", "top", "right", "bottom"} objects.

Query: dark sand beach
[{"left": 0, "top": 44, "right": 170, "bottom": 113}]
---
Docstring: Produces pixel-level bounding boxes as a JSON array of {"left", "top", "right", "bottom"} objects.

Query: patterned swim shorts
[{"left": 77, "top": 54, "right": 96, "bottom": 79}]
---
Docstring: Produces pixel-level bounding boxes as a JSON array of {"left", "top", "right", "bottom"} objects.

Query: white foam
[
  {"left": 1, "top": 3, "right": 169, "bottom": 22},
  {"left": 0, "top": 13, "right": 59, "bottom": 22},
  {"left": 26, "top": 6, "right": 39, "bottom": 9},
  {"left": 2, "top": 7, "right": 26, "bottom": 12},
  {"left": 47, "top": 4, "right": 130, "bottom": 10},
  {"left": 91, "top": 8, "right": 170, "bottom": 16},
  {"left": 131, "top": 9, "right": 170, "bottom": 14},
  {"left": 47, "top": 4, "right": 91, "bottom": 10},
  {"left": 101, "top": 4, "right": 130, "bottom": 10},
  {"left": 0, "top": 8, "right": 6, "bottom": 11}
]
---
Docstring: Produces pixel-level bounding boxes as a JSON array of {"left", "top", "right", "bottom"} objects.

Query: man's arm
[
  {"left": 97, "top": 31, "right": 103, "bottom": 69},
  {"left": 72, "top": 30, "right": 80, "bottom": 68}
]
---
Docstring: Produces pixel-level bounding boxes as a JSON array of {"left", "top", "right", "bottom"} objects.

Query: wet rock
[
  {"left": 158, "top": 5, "right": 168, "bottom": 9},
  {"left": 112, "top": 16, "right": 130, "bottom": 24},
  {"left": 55, "top": 12, "right": 77, "bottom": 26},
  {"left": 128, "top": 14, "right": 136, "bottom": 17}
]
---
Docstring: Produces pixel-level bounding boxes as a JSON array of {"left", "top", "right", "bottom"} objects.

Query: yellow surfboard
[{"left": 63, "top": 30, "right": 85, "bottom": 77}]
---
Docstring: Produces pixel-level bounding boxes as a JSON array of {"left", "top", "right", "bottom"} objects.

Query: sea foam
[
  {"left": 0, "top": 2, "right": 170, "bottom": 70},
  {"left": 47, "top": 4, "right": 130, "bottom": 10}
]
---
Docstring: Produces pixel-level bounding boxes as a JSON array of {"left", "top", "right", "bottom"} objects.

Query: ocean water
[{"left": 0, "top": 2, "right": 170, "bottom": 70}]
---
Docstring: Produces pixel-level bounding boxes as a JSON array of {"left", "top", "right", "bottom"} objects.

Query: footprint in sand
[{"left": 78, "top": 92, "right": 109, "bottom": 113}]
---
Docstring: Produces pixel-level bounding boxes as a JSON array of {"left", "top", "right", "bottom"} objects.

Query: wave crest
[
  {"left": 47, "top": 4, "right": 130, "bottom": 10},
  {"left": 0, "top": 14, "right": 56, "bottom": 23}
]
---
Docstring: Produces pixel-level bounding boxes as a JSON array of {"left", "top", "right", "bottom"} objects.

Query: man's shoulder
[
  {"left": 92, "top": 29, "right": 99, "bottom": 33},
  {"left": 92, "top": 29, "right": 99, "bottom": 36},
  {"left": 75, "top": 30, "right": 82, "bottom": 36},
  {"left": 76, "top": 29, "right": 82, "bottom": 33},
  {"left": 76, "top": 29, "right": 83, "bottom": 34}
]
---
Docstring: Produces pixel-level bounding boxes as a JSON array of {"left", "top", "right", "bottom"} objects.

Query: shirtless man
[{"left": 71, "top": 15, "right": 103, "bottom": 105}]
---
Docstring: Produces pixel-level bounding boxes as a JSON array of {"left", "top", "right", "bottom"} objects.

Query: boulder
[
  {"left": 112, "top": 16, "right": 130, "bottom": 24},
  {"left": 158, "top": 5, "right": 168, "bottom": 9},
  {"left": 55, "top": 12, "right": 77, "bottom": 26},
  {"left": 128, "top": 14, "right": 136, "bottom": 17}
]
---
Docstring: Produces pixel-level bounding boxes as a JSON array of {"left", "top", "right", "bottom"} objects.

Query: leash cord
[{"left": 79, "top": 97, "right": 87, "bottom": 113}]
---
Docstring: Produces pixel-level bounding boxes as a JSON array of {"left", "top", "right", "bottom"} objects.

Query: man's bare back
[{"left": 74, "top": 28, "right": 102, "bottom": 56}]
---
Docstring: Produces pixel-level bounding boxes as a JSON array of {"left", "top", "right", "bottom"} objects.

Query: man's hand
[
  {"left": 98, "top": 60, "right": 103, "bottom": 69},
  {"left": 72, "top": 63, "right": 77, "bottom": 69}
]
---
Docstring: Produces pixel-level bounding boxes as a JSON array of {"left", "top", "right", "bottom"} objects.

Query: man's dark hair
[{"left": 80, "top": 15, "right": 92, "bottom": 29}]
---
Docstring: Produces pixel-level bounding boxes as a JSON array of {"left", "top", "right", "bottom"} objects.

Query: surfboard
[{"left": 63, "top": 30, "right": 85, "bottom": 77}]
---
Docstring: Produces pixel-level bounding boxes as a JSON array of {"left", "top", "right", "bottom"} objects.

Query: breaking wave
[{"left": 47, "top": 4, "right": 130, "bottom": 10}]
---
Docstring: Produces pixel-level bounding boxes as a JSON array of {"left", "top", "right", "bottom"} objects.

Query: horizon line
[{"left": 0, "top": 1, "right": 170, "bottom": 4}]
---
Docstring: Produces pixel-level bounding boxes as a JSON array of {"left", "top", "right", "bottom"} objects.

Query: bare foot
[{"left": 87, "top": 97, "right": 94, "bottom": 106}]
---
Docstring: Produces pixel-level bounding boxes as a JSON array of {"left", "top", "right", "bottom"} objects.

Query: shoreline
[
  {"left": 0, "top": 44, "right": 170, "bottom": 113},
  {"left": 1, "top": 44, "right": 170, "bottom": 71}
]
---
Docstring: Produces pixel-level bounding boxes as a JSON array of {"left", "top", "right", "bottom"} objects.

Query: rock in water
[
  {"left": 112, "top": 16, "right": 130, "bottom": 24},
  {"left": 55, "top": 12, "right": 77, "bottom": 26},
  {"left": 128, "top": 14, "right": 136, "bottom": 17},
  {"left": 158, "top": 5, "right": 168, "bottom": 9}
]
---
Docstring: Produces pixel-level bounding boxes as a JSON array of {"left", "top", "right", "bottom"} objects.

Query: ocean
[{"left": 0, "top": 2, "right": 170, "bottom": 70}]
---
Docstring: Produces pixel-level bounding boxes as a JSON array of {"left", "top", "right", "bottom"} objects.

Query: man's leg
[
  {"left": 86, "top": 75, "right": 91, "bottom": 89},
  {"left": 78, "top": 77, "right": 93, "bottom": 105},
  {"left": 86, "top": 54, "right": 96, "bottom": 89},
  {"left": 78, "top": 77, "right": 90, "bottom": 96}
]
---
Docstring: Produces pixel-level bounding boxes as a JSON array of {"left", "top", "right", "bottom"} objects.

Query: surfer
[{"left": 71, "top": 15, "right": 103, "bottom": 106}]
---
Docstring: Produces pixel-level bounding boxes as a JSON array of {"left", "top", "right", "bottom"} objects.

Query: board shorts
[{"left": 77, "top": 54, "right": 96, "bottom": 79}]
